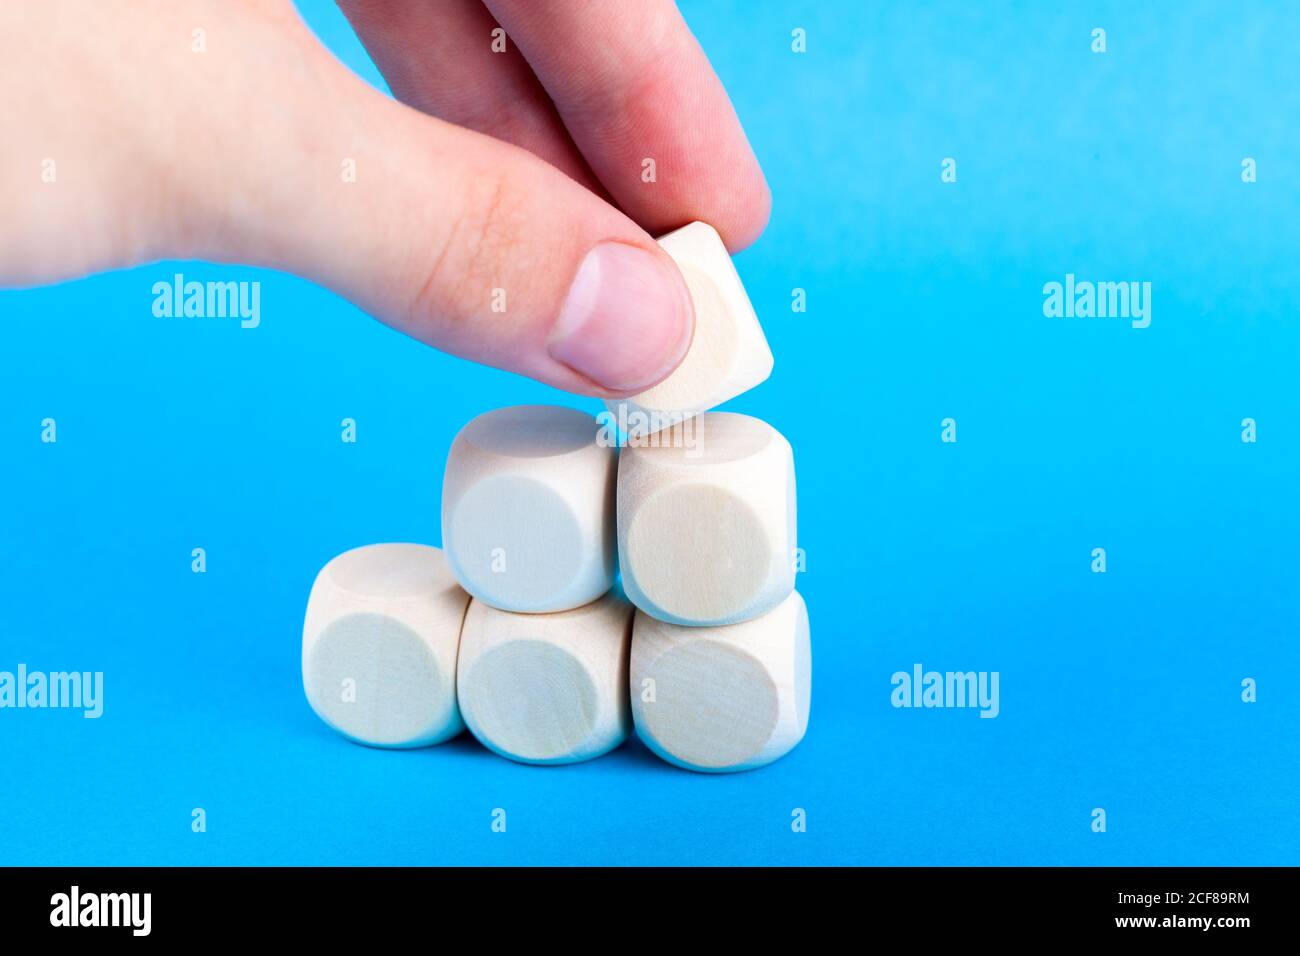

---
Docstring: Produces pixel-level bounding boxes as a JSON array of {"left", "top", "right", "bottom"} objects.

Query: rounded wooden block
[
  {"left": 457, "top": 592, "right": 634, "bottom": 765},
  {"left": 630, "top": 590, "right": 811, "bottom": 773},
  {"left": 302, "top": 543, "right": 469, "bottom": 748},
  {"left": 604, "top": 221, "right": 774, "bottom": 436},
  {"left": 617, "top": 412, "right": 796, "bottom": 626},
  {"left": 442, "top": 405, "right": 617, "bottom": 613}
]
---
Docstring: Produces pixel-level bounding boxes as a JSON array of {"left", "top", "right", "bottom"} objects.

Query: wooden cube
[
  {"left": 302, "top": 543, "right": 468, "bottom": 748},
  {"left": 630, "top": 590, "right": 811, "bottom": 773},
  {"left": 617, "top": 412, "right": 796, "bottom": 626},
  {"left": 442, "top": 405, "right": 617, "bottom": 613},
  {"left": 605, "top": 221, "right": 773, "bottom": 437},
  {"left": 456, "top": 591, "right": 634, "bottom": 764}
]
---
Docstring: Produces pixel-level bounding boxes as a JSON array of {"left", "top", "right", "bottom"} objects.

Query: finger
[
  {"left": 191, "top": 25, "right": 693, "bottom": 397},
  {"left": 335, "top": 0, "right": 604, "bottom": 195},
  {"left": 483, "top": 0, "right": 771, "bottom": 251}
]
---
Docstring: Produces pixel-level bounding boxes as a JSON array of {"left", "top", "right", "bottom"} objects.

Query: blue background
[{"left": 2, "top": 0, "right": 1297, "bottom": 865}]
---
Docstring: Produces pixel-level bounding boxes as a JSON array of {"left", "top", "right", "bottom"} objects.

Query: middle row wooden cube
[{"left": 442, "top": 405, "right": 796, "bottom": 626}]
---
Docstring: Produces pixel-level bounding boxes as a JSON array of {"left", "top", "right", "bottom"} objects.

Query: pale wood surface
[
  {"left": 442, "top": 405, "right": 617, "bottom": 613},
  {"left": 630, "top": 590, "right": 811, "bottom": 773},
  {"left": 618, "top": 412, "right": 797, "bottom": 626},
  {"left": 302, "top": 543, "right": 469, "bottom": 748},
  {"left": 457, "top": 591, "right": 634, "bottom": 765}
]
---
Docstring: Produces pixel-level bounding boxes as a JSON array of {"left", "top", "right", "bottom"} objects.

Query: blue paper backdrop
[{"left": 2, "top": 0, "right": 1297, "bottom": 865}]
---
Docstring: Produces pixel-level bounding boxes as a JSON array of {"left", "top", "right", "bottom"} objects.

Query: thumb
[{"left": 205, "top": 44, "right": 694, "bottom": 397}]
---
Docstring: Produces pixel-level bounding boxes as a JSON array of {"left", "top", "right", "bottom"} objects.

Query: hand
[{"left": 0, "top": 0, "right": 770, "bottom": 395}]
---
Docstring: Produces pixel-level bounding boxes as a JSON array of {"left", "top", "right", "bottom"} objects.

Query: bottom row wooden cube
[
  {"left": 302, "top": 543, "right": 467, "bottom": 748},
  {"left": 303, "top": 544, "right": 810, "bottom": 772},
  {"left": 630, "top": 590, "right": 810, "bottom": 773},
  {"left": 457, "top": 592, "right": 633, "bottom": 765}
]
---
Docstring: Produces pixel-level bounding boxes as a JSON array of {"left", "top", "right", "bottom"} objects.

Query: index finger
[{"left": 484, "top": 0, "right": 771, "bottom": 252}]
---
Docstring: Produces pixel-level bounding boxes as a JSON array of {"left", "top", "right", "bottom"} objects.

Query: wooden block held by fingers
[
  {"left": 302, "top": 543, "right": 469, "bottom": 748},
  {"left": 457, "top": 591, "right": 634, "bottom": 765},
  {"left": 605, "top": 221, "right": 773, "bottom": 437},
  {"left": 630, "top": 590, "right": 811, "bottom": 773}
]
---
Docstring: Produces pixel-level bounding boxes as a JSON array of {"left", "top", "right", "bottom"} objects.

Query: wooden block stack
[{"left": 302, "top": 222, "right": 811, "bottom": 772}]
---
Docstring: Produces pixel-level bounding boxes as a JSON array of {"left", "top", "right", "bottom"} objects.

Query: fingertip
[{"left": 718, "top": 168, "right": 772, "bottom": 253}]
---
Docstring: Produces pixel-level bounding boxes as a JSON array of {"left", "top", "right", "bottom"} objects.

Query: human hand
[{"left": 0, "top": 0, "right": 769, "bottom": 395}]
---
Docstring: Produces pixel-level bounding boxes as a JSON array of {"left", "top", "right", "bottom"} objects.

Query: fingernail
[{"left": 548, "top": 241, "right": 694, "bottom": 392}]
